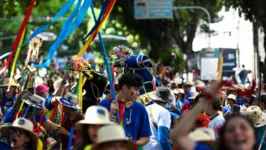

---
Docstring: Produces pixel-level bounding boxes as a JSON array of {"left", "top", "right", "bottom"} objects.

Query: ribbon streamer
[
  {"left": 78, "top": 72, "right": 83, "bottom": 114},
  {"left": 76, "top": 0, "right": 116, "bottom": 57},
  {"left": 34, "top": 0, "right": 92, "bottom": 68},
  {"left": 8, "top": 29, "right": 26, "bottom": 91},
  {"left": 0, "top": 52, "right": 11, "bottom": 60},
  {"left": 5, "top": 0, "right": 36, "bottom": 69},
  {"left": 67, "top": 127, "right": 75, "bottom": 150}
]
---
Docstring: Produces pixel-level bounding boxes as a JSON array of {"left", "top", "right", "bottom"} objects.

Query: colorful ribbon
[
  {"left": 5, "top": 0, "right": 36, "bottom": 69},
  {"left": 78, "top": 72, "right": 83, "bottom": 114},
  {"left": 67, "top": 127, "right": 75, "bottom": 150},
  {"left": 76, "top": 0, "right": 116, "bottom": 57},
  {"left": 35, "top": 0, "right": 92, "bottom": 68},
  {"left": 8, "top": 28, "right": 26, "bottom": 91},
  {"left": 0, "top": 52, "right": 11, "bottom": 60}
]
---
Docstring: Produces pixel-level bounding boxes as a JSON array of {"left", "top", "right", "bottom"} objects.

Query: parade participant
[
  {"left": 57, "top": 92, "right": 83, "bottom": 150},
  {"left": 178, "top": 88, "right": 190, "bottom": 113},
  {"left": 0, "top": 118, "right": 39, "bottom": 150},
  {"left": 222, "top": 94, "right": 237, "bottom": 116},
  {"left": 0, "top": 78, "right": 18, "bottom": 116},
  {"left": 205, "top": 96, "right": 225, "bottom": 138},
  {"left": 91, "top": 124, "right": 134, "bottom": 150},
  {"left": 244, "top": 106, "right": 266, "bottom": 149},
  {"left": 74, "top": 106, "right": 113, "bottom": 150},
  {"left": 2, "top": 94, "right": 69, "bottom": 137},
  {"left": 99, "top": 73, "right": 151, "bottom": 145},
  {"left": 144, "top": 87, "right": 174, "bottom": 150},
  {"left": 184, "top": 81, "right": 193, "bottom": 102}
]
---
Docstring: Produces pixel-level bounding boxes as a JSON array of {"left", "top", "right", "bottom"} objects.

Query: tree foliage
[{"left": 100, "top": 0, "right": 223, "bottom": 64}]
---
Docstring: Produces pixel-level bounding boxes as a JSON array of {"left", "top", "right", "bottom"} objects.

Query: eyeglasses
[{"left": 9, "top": 128, "right": 27, "bottom": 136}]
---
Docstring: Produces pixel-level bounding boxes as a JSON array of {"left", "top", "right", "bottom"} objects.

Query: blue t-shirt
[
  {"left": 99, "top": 99, "right": 152, "bottom": 141},
  {"left": 195, "top": 142, "right": 212, "bottom": 150},
  {"left": 1, "top": 94, "right": 16, "bottom": 115},
  {"left": 2, "top": 107, "right": 48, "bottom": 123},
  {"left": 0, "top": 141, "right": 10, "bottom": 150}
]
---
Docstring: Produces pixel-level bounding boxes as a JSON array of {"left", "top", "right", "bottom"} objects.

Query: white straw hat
[
  {"left": 0, "top": 78, "right": 18, "bottom": 87},
  {"left": 188, "top": 128, "right": 215, "bottom": 141},
  {"left": 92, "top": 124, "right": 134, "bottom": 150},
  {"left": 0, "top": 118, "right": 38, "bottom": 149},
  {"left": 56, "top": 92, "right": 80, "bottom": 110},
  {"left": 75, "top": 106, "right": 112, "bottom": 130},
  {"left": 227, "top": 94, "right": 236, "bottom": 101}
]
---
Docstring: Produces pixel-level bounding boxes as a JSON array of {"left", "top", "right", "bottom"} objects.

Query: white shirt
[
  {"left": 208, "top": 114, "right": 225, "bottom": 138},
  {"left": 143, "top": 103, "right": 171, "bottom": 150}
]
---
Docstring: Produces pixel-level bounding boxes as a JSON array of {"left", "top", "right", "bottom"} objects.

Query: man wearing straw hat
[
  {"left": 99, "top": 73, "right": 151, "bottom": 145},
  {"left": 144, "top": 87, "right": 174, "bottom": 150},
  {"left": 0, "top": 78, "right": 18, "bottom": 116}
]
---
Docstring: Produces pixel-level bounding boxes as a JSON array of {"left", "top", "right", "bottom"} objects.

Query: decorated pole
[{"left": 90, "top": 2, "right": 119, "bottom": 122}]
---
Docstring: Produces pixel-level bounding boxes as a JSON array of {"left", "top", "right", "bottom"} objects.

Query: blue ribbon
[
  {"left": 0, "top": 52, "right": 11, "bottom": 60},
  {"left": 67, "top": 127, "right": 75, "bottom": 150},
  {"left": 35, "top": 0, "right": 92, "bottom": 68},
  {"left": 20, "top": 0, "right": 76, "bottom": 48},
  {"left": 90, "top": 3, "right": 119, "bottom": 123},
  {"left": 23, "top": 104, "right": 31, "bottom": 118}
]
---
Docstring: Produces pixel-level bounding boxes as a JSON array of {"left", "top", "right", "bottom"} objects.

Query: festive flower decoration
[
  {"left": 109, "top": 45, "right": 134, "bottom": 64},
  {"left": 67, "top": 56, "right": 91, "bottom": 71}
]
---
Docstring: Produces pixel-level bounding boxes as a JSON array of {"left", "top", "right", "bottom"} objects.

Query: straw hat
[
  {"left": 244, "top": 106, "right": 266, "bottom": 128},
  {"left": 188, "top": 128, "right": 215, "bottom": 141},
  {"left": 177, "top": 88, "right": 185, "bottom": 95},
  {"left": 0, "top": 118, "right": 38, "bottom": 149},
  {"left": 188, "top": 92, "right": 199, "bottom": 100},
  {"left": 56, "top": 92, "right": 80, "bottom": 110},
  {"left": 172, "top": 89, "right": 179, "bottom": 95},
  {"left": 92, "top": 124, "right": 134, "bottom": 150},
  {"left": 150, "top": 87, "right": 175, "bottom": 103},
  {"left": 53, "top": 78, "right": 69, "bottom": 95},
  {"left": 227, "top": 94, "right": 236, "bottom": 101},
  {"left": 0, "top": 78, "right": 18, "bottom": 87},
  {"left": 75, "top": 106, "right": 112, "bottom": 130},
  {"left": 23, "top": 94, "right": 46, "bottom": 109}
]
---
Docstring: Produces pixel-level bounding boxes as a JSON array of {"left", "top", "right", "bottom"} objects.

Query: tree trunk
[{"left": 148, "top": 38, "right": 171, "bottom": 62}]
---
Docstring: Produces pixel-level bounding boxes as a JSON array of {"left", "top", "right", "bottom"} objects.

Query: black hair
[
  {"left": 13, "top": 91, "right": 32, "bottom": 112},
  {"left": 211, "top": 96, "right": 222, "bottom": 111},
  {"left": 118, "top": 73, "right": 143, "bottom": 90},
  {"left": 73, "top": 124, "right": 94, "bottom": 150},
  {"left": 219, "top": 114, "right": 257, "bottom": 150}
]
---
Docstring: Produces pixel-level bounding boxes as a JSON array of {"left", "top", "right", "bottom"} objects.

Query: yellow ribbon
[
  {"left": 9, "top": 29, "right": 26, "bottom": 86},
  {"left": 16, "top": 101, "right": 25, "bottom": 119},
  {"left": 78, "top": 72, "right": 83, "bottom": 114}
]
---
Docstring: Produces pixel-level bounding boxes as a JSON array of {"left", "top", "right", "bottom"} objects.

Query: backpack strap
[{"left": 148, "top": 106, "right": 158, "bottom": 130}]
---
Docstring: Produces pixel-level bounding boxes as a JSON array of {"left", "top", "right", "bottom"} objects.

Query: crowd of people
[{"left": 0, "top": 44, "right": 265, "bottom": 150}]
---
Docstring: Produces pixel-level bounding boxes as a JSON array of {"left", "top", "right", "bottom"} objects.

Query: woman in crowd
[{"left": 74, "top": 106, "right": 112, "bottom": 150}]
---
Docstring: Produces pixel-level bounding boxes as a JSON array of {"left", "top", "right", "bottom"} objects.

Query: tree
[
  {"left": 99, "top": 0, "right": 223, "bottom": 64},
  {"left": 223, "top": 0, "right": 266, "bottom": 81}
]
